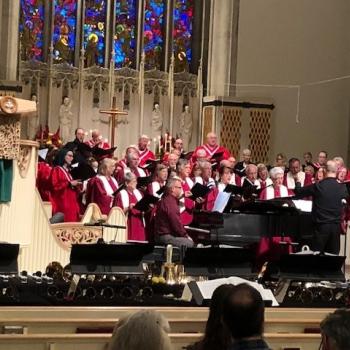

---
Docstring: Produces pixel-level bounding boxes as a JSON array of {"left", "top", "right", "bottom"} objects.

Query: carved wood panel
[
  {"left": 220, "top": 107, "right": 242, "bottom": 157},
  {"left": 202, "top": 106, "right": 214, "bottom": 143}
]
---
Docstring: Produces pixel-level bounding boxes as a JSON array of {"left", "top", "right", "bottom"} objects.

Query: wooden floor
[{"left": 0, "top": 306, "right": 331, "bottom": 350}]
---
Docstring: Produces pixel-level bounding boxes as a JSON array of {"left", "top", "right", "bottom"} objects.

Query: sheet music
[
  {"left": 212, "top": 192, "right": 231, "bottom": 213},
  {"left": 292, "top": 199, "right": 312, "bottom": 212}
]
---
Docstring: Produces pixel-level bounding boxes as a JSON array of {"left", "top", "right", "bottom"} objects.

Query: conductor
[{"left": 294, "top": 160, "right": 348, "bottom": 255}]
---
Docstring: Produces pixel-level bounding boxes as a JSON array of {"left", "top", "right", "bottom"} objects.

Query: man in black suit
[{"left": 294, "top": 160, "right": 348, "bottom": 254}]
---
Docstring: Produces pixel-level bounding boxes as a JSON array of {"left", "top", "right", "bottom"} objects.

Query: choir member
[
  {"left": 148, "top": 164, "right": 168, "bottom": 197},
  {"left": 284, "top": 158, "right": 312, "bottom": 191},
  {"left": 337, "top": 166, "right": 347, "bottom": 183},
  {"left": 115, "top": 151, "right": 147, "bottom": 183},
  {"left": 195, "top": 160, "right": 217, "bottom": 211},
  {"left": 165, "top": 153, "right": 179, "bottom": 178},
  {"left": 234, "top": 149, "right": 252, "bottom": 176},
  {"left": 154, "top": 177, "right": 194, "bottom": 247},
  {"left": 173, "top": 138, "right": 184, "bottom": 154},
  {"left": 63, "top": 128, "right": 87, "bottom": 163},
  {"left": 117, "top": 145, "right": 139, "bottom": 170},
  {"left": 36, "top": 149, "right": 52, "bottom": 202},
  {"left": 50, "top": 149, "right": 81, "bottom": 222},
  {"left": 257, "top": 163, "right": 272, "bottom": 189},
  {"left": 259, "top": 167, "right": 289, "bottom": 200},
  {"left": 114, "top": 172, "right": 145, "bottom": 241},
  {"left": 313, "top": 151, "right": 328, "bottom": 170},
  {"left": 137, "top": 135, "right": 155, "bottom": 167},
  {"left": 333, "top": 156, "right": 345, "bottom": 169},
  {"left": 192, "top": 132, "right": 230, "bottom": 163},
  {"left": 217, "top": 165, "right": 233, "bottom": 192},
  {"left": 242, "top": 164, "right": 261, "bottom": 189},
  {"left": 302, "top": 151, "right": 313, "bottom": 171},
  {"left": 85, "top": 129, "right": 110, "bottom": 149},
  {"left": 219, "top": 159, "right": 241, "bottom": 186},
  {"left": 314, "top": 167, "right": 326, "bottom": 183},
  {"left": 177, "top": 159, "right": 195, "bottom": 225},
  {"left": 85, "top": 158, "right": 118, "bottom": 215},
  {"left": 275, "top": 152, "right": 287, "bottom": 171}
]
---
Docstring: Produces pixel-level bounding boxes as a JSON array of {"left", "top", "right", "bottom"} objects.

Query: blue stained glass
[
  {"left": 19, "top": 0, "right": 45, "bottom": 61},
  {"left": 53, "top": 0, "right": 77, "bottom": 64},
  {"left": 144, "top": 0, "right": 165, "bottom": 70},
  {"left": 114, "top": 0, "right": 137, "bottom": 68},
  {"left": 84, "top": 0, "right": 106, "bottom": 66},
  {"left": 173, "top": 0, "right": 194, "bottom": 71}
]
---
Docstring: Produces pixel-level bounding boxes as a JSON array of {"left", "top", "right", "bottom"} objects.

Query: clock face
[{"left": 0, "top": 96, "right": 18, "bottom": 114}]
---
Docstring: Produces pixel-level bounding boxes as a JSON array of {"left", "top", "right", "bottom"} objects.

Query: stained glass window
[
  {"left": 19, "top": 0, "right": 45, "bottom": 61},
  {"left": 53, "top": 0, "right": 77, "bottom": 64},
  {"left": 144, "top": 0, "right": 165, "bottom": 70},
  {"left": 114, "top": 0, "right": 137, "bottom": 68},
  {"left": 83, "top": 0, "right": 106, "bottom": 67},
  {"left": 173, "top": 0, "right": 194, "bottom": 72}
]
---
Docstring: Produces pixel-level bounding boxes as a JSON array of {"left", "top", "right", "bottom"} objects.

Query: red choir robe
[
  {"left": 194, "top": 176, "right": 217, "bottom": 211},
  {"left": 147, "top": 180, "right": 166, "bottom": 198},
  {"left": 115, "top": 166, "right": 147, "bottom": 183},
  {"left": 283, "top": 171, "right": 313, "bottom": 194},
  {"left": 192, "top": 144, "right": 230, "bottom": 163},
  {"left": 230, "top": 173, "right": 242, "bottom": 187},
  {"left": 259, "top": 184, "right": 290, "bottom": 200},
  {"left": 138, "top": 148, "right": 156, "bottom": 167},
  {"left": 50, "top": 166, "right": 80, "bottom": 222},
  {"left": 86, "top": 175, "right": 119, "bottom": 215},
  {"left": 258, "top": 177, "right": 273, "bottom": 190},
  {"left": 180, "top": 177, "right": 195, "bottom": 225},
  {"left": 115, "top": 189, "right": 146, "bottom": 241},
  {"left": 36, "top": 162, "right": 52, "bottom": 201},
  {"left": 85, "top": 139, "right": 111, "bottom": 149}
]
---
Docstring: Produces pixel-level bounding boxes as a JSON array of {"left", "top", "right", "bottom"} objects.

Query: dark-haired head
[
  {"left": 223, "top": 283, "right": 265, "bottom": 340},
  {"left": 200, "top": 284, "right": 235, "bottom": 350}
]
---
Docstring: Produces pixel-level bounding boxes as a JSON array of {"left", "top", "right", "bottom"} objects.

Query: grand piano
[{"left": 186, "top": 198, "right": 314, "bottom": 248}]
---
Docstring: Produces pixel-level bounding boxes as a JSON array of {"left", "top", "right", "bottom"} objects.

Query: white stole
[
  {"left": 202, "top": 144, "right": 219, "bottom": 157},
  {"left": 286, "top": 171, "right": 305, "bottom": 189},
  {"left": 58, "top": 166, "right": 73, "bottom": 181},
  {"left": 218, "top": 182, "right": 226, "bottom": 192},
  {"left": 119, "top": 189, "right": 143, "bottom": 209},
  {"left": 124, "top": 167, "right": 146, "bottom": 177},
  {"left": 265, "top": 185, "right": 288, "bottom": 200}
]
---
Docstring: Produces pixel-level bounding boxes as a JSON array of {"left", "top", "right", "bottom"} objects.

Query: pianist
[{"left": 154, "top": 177, "right": 194, "bottom": 247}]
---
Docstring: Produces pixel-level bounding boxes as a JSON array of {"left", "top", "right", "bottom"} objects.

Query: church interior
[{"left": 0, "top": 0, "right": 350, "bottom": 349}]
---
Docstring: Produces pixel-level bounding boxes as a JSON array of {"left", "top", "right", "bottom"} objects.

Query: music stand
[
  {"left": 70, "top": 243, "right": 154, "bottom": 275},
  {"left": 0, "top": 244, "right": 19, "bottom": 275},
  {"left": 271, "top": 253, "right": 346, "bottom": 282},
  {"left": 183, "top": 247, "right": 255, "bottom": 279}
]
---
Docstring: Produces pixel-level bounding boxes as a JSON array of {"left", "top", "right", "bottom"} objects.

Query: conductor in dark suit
[{"left": 294, "top": 160, "right": 348, "bottom": 255}]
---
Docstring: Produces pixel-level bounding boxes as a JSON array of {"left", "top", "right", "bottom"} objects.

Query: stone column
[
  {"left": 207, "top": 0, "right": 240, "bottom": 97},
  {"left": 0, "top": 0, "right": 20, "bottom": 81}
]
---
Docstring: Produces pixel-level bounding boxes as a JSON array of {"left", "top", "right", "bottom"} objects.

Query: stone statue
[
  {"left": 27, "top": 93, "right": 39, "bottom": 140},
  {"left": 59, "top": 96, "right": 73, "bottom": 142},
  {"left": 179, "top": 104, "right": 193, "bottom": 151},
  {"left": 151, "top": 103, "right": 163, "bottom": 136}
]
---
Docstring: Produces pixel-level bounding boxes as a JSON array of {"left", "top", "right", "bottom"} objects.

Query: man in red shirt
[{"left": 154, "top": 177, "right": 194, "bottom": 247}]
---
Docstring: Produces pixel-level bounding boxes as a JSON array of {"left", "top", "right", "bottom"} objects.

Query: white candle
[{"left": 166, "top": 244, "right": 173, "bottom": 264}]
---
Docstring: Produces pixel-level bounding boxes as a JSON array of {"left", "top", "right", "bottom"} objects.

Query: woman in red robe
[
  {"left": 177, "top": 159, "right": 195, "bottom": 225},
  {"left": 114, "top": 172, "right": 146, "bottom": 241},
  {"left": 50, "top": 149, "right": 81, "bottom": 222},
  {"left": 147, "top": 164, "right": 168, "bottom": 197},
  {"left": 86, "top": 158, "right": 118, "bottom": 215}
]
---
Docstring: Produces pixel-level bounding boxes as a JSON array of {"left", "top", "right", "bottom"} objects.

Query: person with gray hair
[
  {"left": 234, "top": 148, "right": 252, "bottom": 176},
  {"left": 320, "top": 309, "right": 350, "bottom": 350},
  {"left": 154, "top": 176, "right": 194, "bottom": 247},
  {"left": 138, "top": 134, "right": 156, "bottom": 167},
  {"left": 108, "top": 310, "right": 172, "bottom": 350},
  {"left": 294, "top": 160, "right": 349, "bottom": 254},
  {"left": 242, "top": 163, "right": 260, "bottom": 189},
  {"left": 259, "top": 167, "right": 289, "bottom": 200},
  {"left": 115, "top": 151, "right": 147, "bottom": 183}
]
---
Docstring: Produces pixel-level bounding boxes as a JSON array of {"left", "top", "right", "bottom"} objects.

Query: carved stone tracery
[{"left": 0, "top": 115, "right": 21, "bottom": 159}]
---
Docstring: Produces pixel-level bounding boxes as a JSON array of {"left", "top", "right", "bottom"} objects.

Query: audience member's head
[
  {"left": 320, "top": 309, "right": 350, "bottom": 350},
  {"left": 199, "top": 284, "right": 235, "bottom": 350},
  {"left": 108, "top": 310, "right": 172, "bottom": 350},
  {"left": 223, "top": 283, "right": 265, "bottom": 340}
]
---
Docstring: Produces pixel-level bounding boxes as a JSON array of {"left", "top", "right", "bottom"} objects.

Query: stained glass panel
[
  {"left": 19, "top": 0, "right": 45, "bottom": 61},
  {"left": 84, "top": 0, "right": 106, "bottom": 67},
  {"left": 144, "top": 0, "right": 165, "bottom": 70},
  {"left": 53, "top": 0, "right": 77, "bottom": 64},
  {"left": 114, "top": 0, "right": 137, "bottom": 68},
  {"left": 173, "top": 0, "right": 194, "bottom": 72}
]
